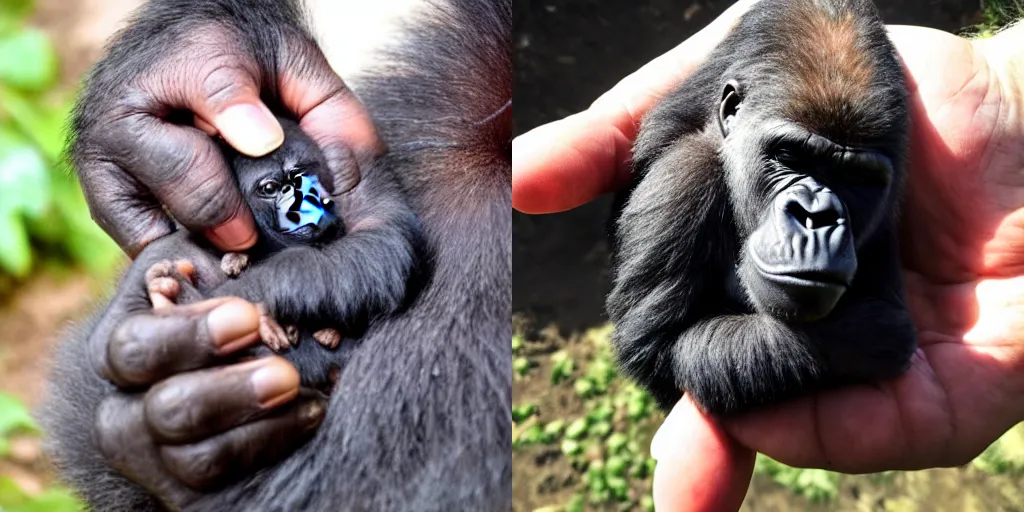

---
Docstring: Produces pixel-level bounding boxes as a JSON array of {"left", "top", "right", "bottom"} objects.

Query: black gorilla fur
[
  {"left": 607, "top": 0, "right": 916, "bottom": 416},
  {"left": 40, "top": 0, "right": 511, "bottom": 510}
]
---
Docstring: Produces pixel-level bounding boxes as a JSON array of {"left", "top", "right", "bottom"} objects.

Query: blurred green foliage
[
  {"left": 0, "top": 0, "right": 119, "bottom": 281},
  {"left": 971, "top": 0, "right": 1024, "bottom": 37},
  {"left": 0, "top": 392, "right": 82, "bottom": 511}
]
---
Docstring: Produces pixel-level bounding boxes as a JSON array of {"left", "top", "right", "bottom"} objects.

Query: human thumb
[{"left": 651, "top": 396, "right": 755, "bottom": 512}]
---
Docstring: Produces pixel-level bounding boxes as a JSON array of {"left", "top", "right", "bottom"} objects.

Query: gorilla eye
[{"left": 257, "top": 179, "right": 281, "bottom": 197}]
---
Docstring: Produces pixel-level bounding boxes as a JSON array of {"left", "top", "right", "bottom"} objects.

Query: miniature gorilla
[
  {"left": 607, "top": 0, "right": 916, "bottom": 416},
  {"left": 138, "top": 116, "right": 422, "bottom": 390},
  {"left": 40, "top": 0, "right": 511, "bottom": 510}
]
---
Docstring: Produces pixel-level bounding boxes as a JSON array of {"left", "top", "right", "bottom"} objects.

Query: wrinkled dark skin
[
  {"left": 45, "top": 0, "right": 512, "bottom": 510},
  {"left": 62, "top": 0, "right": 381, "bottom": 506},
  {"left": 93, "top": 298, "right": 326, "bottom": 505},
  {"left": 72, "top": 2, "right": 383, "bottom": 258}
]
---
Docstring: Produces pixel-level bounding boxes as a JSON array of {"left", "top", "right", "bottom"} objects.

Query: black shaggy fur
[
  {"left": 607, "top": 0, "right": 916, "bottom": 416},
  {"left": 41, "top": 0, "right": 511, "bottom": 510}
]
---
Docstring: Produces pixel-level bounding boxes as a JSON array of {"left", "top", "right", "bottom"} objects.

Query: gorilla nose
[{"left": 783, "top": 184, "right": 845, "bottom": 231}]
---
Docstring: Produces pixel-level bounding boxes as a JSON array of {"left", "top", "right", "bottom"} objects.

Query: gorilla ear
[{"left": 717, "top": 80, "right": 742, "bottom": 137}]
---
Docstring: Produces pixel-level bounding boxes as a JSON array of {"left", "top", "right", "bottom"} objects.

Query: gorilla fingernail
[
  {"left": 214, "top": 103, "right": 285, "bottom": 157},
  {"left": 207, "top": 300, "right": 261, "bottom": 351},
  {"left": 251, "top": 360, "right": 300, "bottom": 409}
]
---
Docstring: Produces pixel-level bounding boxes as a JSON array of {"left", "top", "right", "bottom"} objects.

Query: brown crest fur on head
[{"left": 780, "top": 2, "right": 877, "bottom": 139}]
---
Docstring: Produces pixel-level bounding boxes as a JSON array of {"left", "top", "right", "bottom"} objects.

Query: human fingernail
[
  {"left": 213, "top": 103, "right": 284, "bottom": 157},
  {"left": 207, "top": 299, "right": 260, "bottom": 351},
  {"left": 250, "top": 359, "right": 300, "bottom": 408},
  {"left": 206, "top": 212, "right": 258, "bottom": 252}
]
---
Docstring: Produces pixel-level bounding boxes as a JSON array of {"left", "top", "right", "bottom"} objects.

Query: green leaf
[
  {"left": 0, "top": 122, "right": 49, "bottom": 216},
  {"left": 0, "top": 0, "right": 35, "bottom": 36},
  {"left": 7, "top": 487, "right": 83, "bottom": 512},
  {"left": 0, "top": 86, "right": 71, "bottom": 161},
  {"left": 0, "top": 28, "right": 58, "bottom": 91},
  {"left": 0, "top": 476, "right": 83, "bottom": 512},
  {"left": 0, "top": 210, "right": 32, "bottom": 276},
  {"left": 564, "top": 418, "right": 589, "bottom": 440},
  {"left": 512, "top": 403, "right": 538, "bottom": 424},
  {"left": 0, "top": 392, "right": 38, "bottom": 436},
  {"left": 0, "top": 475, "right": 29, "bottom": 506}
]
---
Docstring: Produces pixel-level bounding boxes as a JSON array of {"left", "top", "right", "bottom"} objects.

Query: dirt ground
[{"left": 513, "top": 325, "right": 1024, "bottom": 512}]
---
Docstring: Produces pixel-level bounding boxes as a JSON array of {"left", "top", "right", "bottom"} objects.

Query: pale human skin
[{"left": 512, "top": 1, "right": 1024, "bottom": 509}]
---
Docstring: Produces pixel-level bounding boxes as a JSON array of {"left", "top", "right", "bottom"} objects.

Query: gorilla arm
[
  {"left": 609, "top": 132, "right": 824, "bottom": 415},
  {"left": 212, "top": 167, "right": 425, "bottom": 334}
]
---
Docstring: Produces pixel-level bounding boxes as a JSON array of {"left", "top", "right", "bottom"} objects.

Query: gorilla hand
[
  {"left": 72, "top": 0, "right": 384, "bottom": 257},
  {"left": 92, "top": 297, "right": 326, "bottom": 510}
]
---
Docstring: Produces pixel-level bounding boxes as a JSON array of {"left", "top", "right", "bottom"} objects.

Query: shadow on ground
[{"left": 513, "top": 0, "right": 982, "bottom": 333}]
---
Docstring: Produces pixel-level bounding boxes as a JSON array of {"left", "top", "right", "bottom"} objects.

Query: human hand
[
  {"left": 512, "top": 4, "right": 1024, "bottom": 510},
  {"left": 91, "top": 290, "right": 326, "bottom": 510},
  {"left": 72, "top": 7, "right": 383, "bottom": 257}
]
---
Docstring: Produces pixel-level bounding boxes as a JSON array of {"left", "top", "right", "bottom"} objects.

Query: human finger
[
  {"left": 511, "top": 0, "right": 759, "bottom": 214},
  {"left": 73, "top": 29, "right": 277, "bottom": 254},
  {"left": 651, "top": 396, "right": 755, "bottom": 512}
]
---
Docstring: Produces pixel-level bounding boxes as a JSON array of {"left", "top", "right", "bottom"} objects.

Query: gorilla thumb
[
  {"left": 213, "top": 102, "right": 285, "bottom": 158},
  {"left": 185, "top": 58, "right": 285, "bottom": 158}
]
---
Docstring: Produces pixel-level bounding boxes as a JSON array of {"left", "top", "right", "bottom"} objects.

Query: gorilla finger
[
  {"left": 159, "top": 397, "right": 327, "bottom": 491},
  {"left": 147, "top": 277, "right": 180, "bottom": 310},
  {"left": 189, "top": 61, "right": 284, "bottom": 158},
  {"left": 95, "top": 394, "right": 202, "bottom": 506},
  {"left": 95, "top": 393, "right": 154, "bottom": 470},
  {"left": 114, "top": 113, "right": 259, "bottom": 252},
  {"left": 75, "top": 158, "right": 176, "bottom": 257},
  {"left": 136, "top": 24, "right": 284, "bottom": 159},
  {"left": 145, "top": 357, "right": 300, "bottom": 444},
  {"left": 280, "top": 39, "right": 383, "bottom": 194},
  {"left": 105, "top": 298, "right": 260, "bottom": 387}
]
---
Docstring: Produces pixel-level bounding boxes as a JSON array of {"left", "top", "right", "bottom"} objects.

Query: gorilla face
[{"left": 717, "top": 80, "right": 895, "bottom": 322}]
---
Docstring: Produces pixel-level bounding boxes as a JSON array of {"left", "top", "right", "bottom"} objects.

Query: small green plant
[
  {"left": 0, "top": 0, "right": 121, "bottom": 280},
  {"left": 513, "top": 356, "right": 533, "bottom": 378},
  {"left": 754, "top": 454, "right": 841, "bottom": 503},
  {"left": 512, "top": 334, "right": 524, "bottom": 354},
  {"left": 0, "top": 392, "right": 36, "bottom": 456},
  {"left": 549, "top": 350, "right": 574, "bottom": 384},
  {"left": 968, "top": 0, "right": 1023, "bottom": 38},
  {"left": 512, "top": 403, "right": 538, "bottom": 423},
  {"left": 973, "top": 422, "right": 1024, "bottom": 475}
]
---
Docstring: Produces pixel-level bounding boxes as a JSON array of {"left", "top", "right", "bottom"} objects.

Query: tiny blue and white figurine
[{"left": 276, "top": 172, "right": 334, "bottom": 233}]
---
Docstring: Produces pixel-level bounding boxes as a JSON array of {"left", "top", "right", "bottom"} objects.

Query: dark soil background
[{"left": 513, "top": 0, "right": 984, "bottom": 332}]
